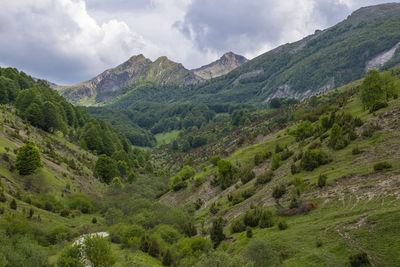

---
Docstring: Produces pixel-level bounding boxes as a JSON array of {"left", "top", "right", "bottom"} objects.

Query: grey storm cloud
[{"left": 175, "top": 0, "right": 396, "bottom": 56}]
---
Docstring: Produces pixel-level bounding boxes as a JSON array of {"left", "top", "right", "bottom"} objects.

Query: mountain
[
  {"left": 58, "top": 54, "right": 202, "bottom": 105},
  {"left": 192, "top": 52, "right": 248, "bottom": 80},
  {"left": 85, "top": 3, "right": 400, "bottom": 107}
]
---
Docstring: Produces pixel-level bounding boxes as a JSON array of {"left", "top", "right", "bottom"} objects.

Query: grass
[{"left": 155, "top": 130, "right": 181, "bottom": 146}]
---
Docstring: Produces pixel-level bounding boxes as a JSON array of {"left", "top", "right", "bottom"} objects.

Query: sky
[{"left": 0, "top": 0, "right": 398, "bottom": 85}]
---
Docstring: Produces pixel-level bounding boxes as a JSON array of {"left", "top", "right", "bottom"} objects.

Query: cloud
[
  {"left": 175, "top": 0, "right": 397, "bottom": 59},
  {"left": 0, "top": 0, "right": 397, "bottom": 84},
  {"left": 0, "top": 0, "right": 146, "bottom": 84}
]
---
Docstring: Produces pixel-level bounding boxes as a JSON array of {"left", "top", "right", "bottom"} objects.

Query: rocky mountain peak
[{"left": 193, "top": 52, "right": 248, "bottom": 80}]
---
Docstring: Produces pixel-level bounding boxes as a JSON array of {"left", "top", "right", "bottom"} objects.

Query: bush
[
  {"left": 239, "top": 167, "right": 256, "bottom": 184},
  {"left": 47, "top": 226, "right": 74, "bottom": 245},
  {"left": 92, "top": 217, "right": 97, "bottom": 224},
  {"left": 256, "top": 170, "right": 273, "bottom": 185},
  {"left": 290, "top": 163, "right": 300, "bottom": 174},
  {"left": 275, "top": 144, "right": 283, "bottom": 153},
  {"left": 349, "top": 251, "right": 370, "bottom": 267},
  {"left": 244, "top": 238, "right": 279, "bottom": 267},
  {"left": 60, "top": 208, "right": 70, "bottom": 217},
  {"left": 259, "top": 210, "right": 274, "bottom": 228},
  {"left": 362, "top": 121, "right": 382, "bottom": 138},
  {"left": 83, "top": 235, "right": 116, "bottom": 267},
  {"left": 318, "top": 174, "right": 327, "bottom": 188},
  {"left": 246, "top": 227, "right": 253, "bottom": 238},
  {"left": 105, "top": 207, "right": 124, "bottom": 226},
  {"left": 352, "top": 146, "right": 361, "bottom": 155},
  {"left": 58, "top": 245, "right": 84, "bottom": 267},
  {"left": 254, "top": 153, "right": 264, "bottom": 166},
  {"left": 154, "top": 224, "right": 181, "bottom": 244},
  {"left": 195, "top": 251, "right": 248, "bottom": 267},
  {"left": 211, "top": 155, "right": 221, "bottom": 166},
  {"left": 210, "top": 217, "right": 225, "bottom": 248},
  {"left": 230, "top": 218, "right": 246, "bottom": 233},
  {"left": 278, "top": 219, "right": 288, "bottom": 230},
  {"left": 271, "top": 154, "right": 281, "bottom": 171},
  {"left": 280, "top": 148, "right": 293, "bottom": 161},
  {"left": 300, "top": 150, "right": 330, "bottom": 171},
  {"left": 68, "top": 194, "right": 94, "bottom": 214},
  {"left": 162, "top": 249, "right": 173, "bottom": 266},
  {"left": 373, "top": 161, "right": 392, "bottom": 171},
  {"left": 243, "top": 208, "right": 262, "bottom": 227},
  {"left": 9, "top": 198, "right": 16, "bottom": 210},
  {"left": 272, "top": 185, "right": 286, "bottom": 200}
]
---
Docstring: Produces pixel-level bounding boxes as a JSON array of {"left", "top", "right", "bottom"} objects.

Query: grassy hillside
[{"left": 157, "top": 68, "right": 400, "bottom": 266}]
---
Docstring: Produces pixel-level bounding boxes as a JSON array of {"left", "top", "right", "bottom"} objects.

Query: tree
[
  {"left": 94, "top": 155, "right": 118, "bottom": 184},
  {"left": 25, "top": 103, "right": 44, "bottom": 128},
  {"left": 162, "top": 249, "right": 173, "bottom": 266},
  {"left": 58, "top": 245, "right": 84, "bottom": 267},
  {"left": 329, "top": 123, "right": 347, "bottom": 150},
  {"left": 16, "top": 141, "right": 42, "bottom": 175},
  {"left": 269, "top": 98, "right": 282, "bottom": 109},
  {"left": 210, "top": 217, "right": 225, "bottom": 248},
  {"left": 83, "top": 235, "right": 115, "bottom": 267},
  {"left": 360, "top": 70, "right": 386, "bottom": 111},
  {"left": 42, "top": 101, "right": 62, "bottom": 132}
]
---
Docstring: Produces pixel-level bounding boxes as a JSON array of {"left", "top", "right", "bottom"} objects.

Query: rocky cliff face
[
  {"left": 58, "top": 54, "right": 201, "bottom": 104},
  {"left": 193, "top": 52, "right": 248, "bottom": 80}
]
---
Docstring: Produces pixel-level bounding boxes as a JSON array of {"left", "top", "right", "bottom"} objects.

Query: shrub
[
  {"left": 196, "top": 251, "right": 248, "bottom": 267},
  {"left": 211, "top": 155, "right": 221, "bottom": 166},
  {"left": 278, "top": 219, "right": 288, "bottom": 230},
  {"left": 300, "top": 150, "right": 330, "bottom": 171},
  {"left": 271, "top": 154, "right": 281, "bottom": 171},
  {"left": 293, "top": 120, "right": 314, "bottom": 141},
  {"left": 259, "top": 210, "right": 274, "bottom": 228},
  {"left": 68, "top": 194, "right": 94, "bottom": 214},
  {"left": 58, "top": 245, "right": 84, "bottom": 267},
  {"left": 352, "top": 146, "right": 361, "bottom": 155},
  {"left": 253, "top": 153, "right": 264, "bottom": 166},
  {"left": 329, "top": 123, "right": 348, "bottom": 150},
  {"left": 362, "top": 121, "right": 382, "bottom": 138},
  {"left": 92, "top": 217, "right": 97, "bottom": 224},
  {"left": 105, "top": 207, "right": 124, "bottom": 226},
  {"left": 0, "top": 191, "right": 6, "bottom": 202},
  {"left": 10, "top": 198, "right": 17, "bottom": 210},
  {"left": 83, "top": 235, "right": 116, "bottom": 267},
  {"left": 275, "top": 144, "right": 283, "bottom": 153},
  {"left": 60, "top": 208, "right": 70, "bottom": 217},
  {"left": 318, "top": 174, "right": 327, "bottom": 188},
  {"left": 256, "top": 170, "right": 273, "bottom": 185},
  {"left": 148, "top": 237, "right": 160, "bottom": 257},
  {"left": 230, "top": 218, "right": 246, "bottom": 233},
  {"left": 244, "top": 238, "right": 279, "bottom": 267},
  {"left": 47, "top": 226, "right": 74, "bottom": 245},
  {"left": 243, "top": 208, "right": 262, "bottom": 227},
  {"left": 209, "top": 202, "right": 219, "bottom": 214},
  {"left": 280, "top": 148, "right": 294, "bottom": 161},
  {"left": 291, "top": 163, "right": 300, "bottom": 175},
  {"left": 373, "top": 161, "right": 392, "bottom": 171},
  {"left": 246, "top": 227, "right": 253, "bottom": 238},
  {"left": 217, "top": 160, "right": 238, "bottom": 189},
  {"left": 182, "top": 221, "right": 197, "bottom": 237},
  {"left": 162, "top": 248, "right": 173, "bottom": 266},
  {"left": 272, "top": 185, "right": 286, "bottom": 200},
  {"left": 239, "top": 167, "right": 256, "bottom": 184},
  {"left": 349, "top": 251, "right": 370, "bottom": 267},
  {"left": 210, "top": 217, "right": 226, "bottom": 248},
  {"left": 154, "top": 224, "right": 181, "bottom": 244}
]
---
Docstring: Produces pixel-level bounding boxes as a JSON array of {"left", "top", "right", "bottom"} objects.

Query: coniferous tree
[
  {"left": 210, "top": 217, "right": 225, "bottom": 248},
  {"left": 16, "top": 141, "right": 42, "bottom": 175},
  {"left": 10, "top": 198, "right": 17, "bottom": 210}
]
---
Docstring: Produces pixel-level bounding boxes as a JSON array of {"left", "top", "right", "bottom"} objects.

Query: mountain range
[
  {"left": 58, "top": 52, "right": 247, "bottom": 105},
  {"left": 59, "top": 3, "right": 400, "bottom": 107}
]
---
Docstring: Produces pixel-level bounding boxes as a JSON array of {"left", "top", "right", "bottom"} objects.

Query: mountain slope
[
  {"left": 58, "top": 54, "right": 202, "bottom": 105},
  {"left": 193, "top": 52, "right": 248, "bottom": 80},
  {"left": 95, "top": 3, "right": 400, "bottom": 107}
]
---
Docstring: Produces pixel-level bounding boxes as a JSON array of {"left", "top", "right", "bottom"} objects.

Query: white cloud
[{"left": 0, "top": 0, "right": 147, "bottom": 84}]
